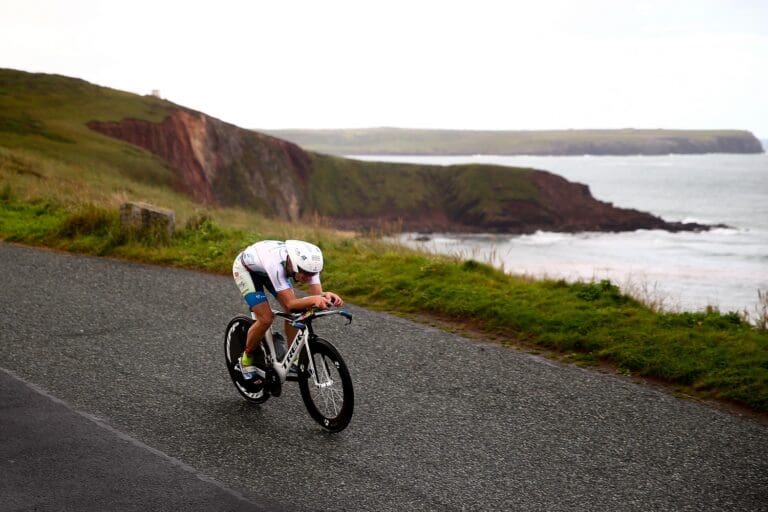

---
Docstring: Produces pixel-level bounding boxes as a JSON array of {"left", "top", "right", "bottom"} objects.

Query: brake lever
[{"left": 339, "top": 309, "right": 353, "bottom": 325}]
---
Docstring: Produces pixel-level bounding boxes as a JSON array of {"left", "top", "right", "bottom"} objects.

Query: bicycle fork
[{"left": 290, "top": 325, "right": 333, "bottom": 389}]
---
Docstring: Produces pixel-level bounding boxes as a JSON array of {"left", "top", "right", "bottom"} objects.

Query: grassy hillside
[
  {"left": 306, "top": 153, "right": 538, "bottom": 222},
  {"left": 0, "top": 69, "right": 175, "bottom": 182},
  {"left": 2, "top": 68, "right": 767, "bottom": 414},
  {"left": 0, "top": 69, "right": 197, "bottom": 213},
  {"left": 263, "top": 127, "right": 764, "bottom": 155}
]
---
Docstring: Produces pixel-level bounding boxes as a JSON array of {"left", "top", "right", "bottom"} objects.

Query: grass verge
[{"left": 1, "top": 197, "right": 767, "bottom": 414}]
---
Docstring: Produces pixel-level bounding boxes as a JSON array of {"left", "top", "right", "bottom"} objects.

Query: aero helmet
[{"left": 285, "top": 240, "right": 324, "bottom": 274}]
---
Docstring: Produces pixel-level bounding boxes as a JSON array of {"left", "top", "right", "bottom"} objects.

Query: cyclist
[{"left": 232, "top": 240, "right": 343, "bottom": 381}]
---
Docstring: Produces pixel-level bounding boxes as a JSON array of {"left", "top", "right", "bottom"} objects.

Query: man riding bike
[{"left": 232, "top": 240, "right": 344, "bottom": 381}]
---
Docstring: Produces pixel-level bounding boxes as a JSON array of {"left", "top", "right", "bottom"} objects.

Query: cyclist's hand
[
  {"left": 324, "top": 292, "right": 344, "bottom": 307},
  {"left": 312, "top": 295, "right": 332, "bottom": 310}
]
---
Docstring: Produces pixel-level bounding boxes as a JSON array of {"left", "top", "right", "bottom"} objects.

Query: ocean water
[{"left": 351, "top": 154, "right": 768, "bottom": 317}]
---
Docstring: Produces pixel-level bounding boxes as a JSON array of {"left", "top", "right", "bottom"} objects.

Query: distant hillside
[
  {"left": 262, "top": 127, "right": 765, "bottom": 156},
  {"left": 0, "top": 68, "right": 716, "bottom": 234}
]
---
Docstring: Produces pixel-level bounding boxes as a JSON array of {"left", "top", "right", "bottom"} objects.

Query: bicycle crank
[{"left": 265, "top": 369, "right": 282, "bottom": 397}]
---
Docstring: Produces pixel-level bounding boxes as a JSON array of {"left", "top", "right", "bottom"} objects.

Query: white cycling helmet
[{"left": 285, "top": 240, "right": 324, "bottom": 274}]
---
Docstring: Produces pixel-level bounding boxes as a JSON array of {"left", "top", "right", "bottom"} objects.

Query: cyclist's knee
[{"left": 252, "top": 305, "right": 273, "bottom": 325}]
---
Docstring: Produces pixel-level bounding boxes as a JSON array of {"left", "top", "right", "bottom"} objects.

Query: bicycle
[{"left": 224, "top": 307, "right": 354, "bottom": 432}]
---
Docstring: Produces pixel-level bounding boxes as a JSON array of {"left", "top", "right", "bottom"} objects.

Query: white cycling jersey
[{"left": 238, "top": 240, "right": 320, "bottom": 293}]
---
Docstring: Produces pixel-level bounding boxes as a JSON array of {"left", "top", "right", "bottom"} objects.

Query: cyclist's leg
[
  {"left": 247, "top": 277, "right": 281, "bottom": 352},
  {"left": 241, "top": 302, "right": 270, "bottom": 381},
  {"left": 232, "top": 256, "right": 273, "bottom": 358},
  {"left": 246, "top": 301, "right": 272, "bottom": 354}
]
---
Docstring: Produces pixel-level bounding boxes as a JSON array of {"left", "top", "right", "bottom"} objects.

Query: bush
[
  {"left": 57, "top": 205, "right": 115, "bottom": 238},
  {"left": 0, "top": 183, "right": 12, "bottom": 202},
  {"left": 574, "top": 279, "right": 626, "bottom": 303}
]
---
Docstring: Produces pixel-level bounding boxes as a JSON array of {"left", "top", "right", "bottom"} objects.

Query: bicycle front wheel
[{"left": 298, "top": 337, "right": 354, "bottom": 432}]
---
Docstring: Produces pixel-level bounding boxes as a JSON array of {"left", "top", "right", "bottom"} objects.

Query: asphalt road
[{"left": 1, "top": 242, "right": 766, "bottom": 511}]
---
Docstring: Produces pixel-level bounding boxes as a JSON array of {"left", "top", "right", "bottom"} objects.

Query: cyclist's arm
[{"left": 276, "top": 288, "right": 330, "bottom": 312}]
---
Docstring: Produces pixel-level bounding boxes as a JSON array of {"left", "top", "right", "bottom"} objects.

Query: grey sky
[{"left": 2, "top": 0, "right": 767, "bottom": 136}]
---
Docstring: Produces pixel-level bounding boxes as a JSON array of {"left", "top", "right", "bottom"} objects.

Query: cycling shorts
[{"left": 232, "top": 254, "right": 277, "bottom": 308}]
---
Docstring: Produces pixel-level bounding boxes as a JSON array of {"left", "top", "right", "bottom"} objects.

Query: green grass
[
  {"left": 0, "top": 69, "right": 176, "bottom": 194},
  {"left": 2, "top": 195, "right": 767, "bottom": 413}
]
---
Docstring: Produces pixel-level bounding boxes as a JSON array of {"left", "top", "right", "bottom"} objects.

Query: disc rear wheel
[{"left": 224, "top": 316, "right": 269, "bottom": 404}]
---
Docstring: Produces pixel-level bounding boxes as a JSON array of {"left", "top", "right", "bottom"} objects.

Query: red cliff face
[{"left": 88, "top": 110, "right": 312, "bottom": 221}]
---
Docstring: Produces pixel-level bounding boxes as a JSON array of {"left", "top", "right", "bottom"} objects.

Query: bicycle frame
[{"left": 257, "top": 308, "right": 351, "bottom": 386}]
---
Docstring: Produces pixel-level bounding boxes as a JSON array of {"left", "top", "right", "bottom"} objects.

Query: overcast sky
[{"left": 2, "top": 0, "right": 767, "bottom": 136}]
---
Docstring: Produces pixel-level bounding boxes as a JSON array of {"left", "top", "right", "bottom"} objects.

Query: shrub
[
  {"left": 574, "top": 279, "right": 626, "bottom": 303},
  {"left": 0, "top": 183, "right": 12, "bottom": 202},
  {"left": 57, "top": 205, "right": 115, "bottom": 238}
]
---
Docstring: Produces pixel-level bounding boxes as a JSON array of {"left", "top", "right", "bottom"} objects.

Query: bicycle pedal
[{"left": 237, "top": 359, "right": 266, "bottom": 380}]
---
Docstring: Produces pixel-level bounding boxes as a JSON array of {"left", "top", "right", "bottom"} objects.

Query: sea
[{"left": 350, "top": 153, "right": 768, "bottom": 319}]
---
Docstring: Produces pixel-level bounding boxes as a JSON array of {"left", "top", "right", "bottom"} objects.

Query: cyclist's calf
[{"left": 246, "top": 303, "right": 273, "bottom": 353}]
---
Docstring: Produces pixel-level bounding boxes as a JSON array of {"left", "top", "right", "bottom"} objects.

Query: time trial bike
[{"left": 224, "top": 307, "right": 354, "bottom": 432}]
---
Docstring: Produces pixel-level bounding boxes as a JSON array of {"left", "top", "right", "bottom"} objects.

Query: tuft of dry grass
[{"left": 749, "top": 290, "right": 768, "bottom": 331}]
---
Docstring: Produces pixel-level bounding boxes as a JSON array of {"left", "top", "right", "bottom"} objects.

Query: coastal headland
[{"left": 262, "top": 127, "right": 764, "bottom": 157}]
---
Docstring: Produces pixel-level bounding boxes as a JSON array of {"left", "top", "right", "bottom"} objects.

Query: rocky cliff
[
  {"left": 88, "top": 110, "right": 713, "bottom": 234},
  {"left": 88, "top": 111, "right": 311, "bottom": 220}
]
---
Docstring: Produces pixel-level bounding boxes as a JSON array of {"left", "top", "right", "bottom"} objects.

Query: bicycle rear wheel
[
  {"left": 224, "top": 315, "right": 269, "bottom": 404},
  {"left": 298, "top": 337, "right": 354, "bottom": 432}
]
